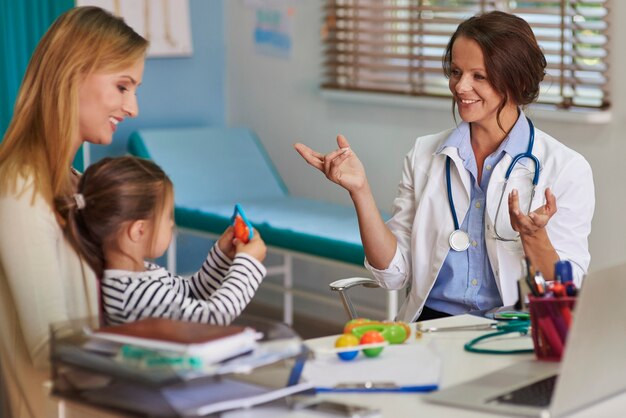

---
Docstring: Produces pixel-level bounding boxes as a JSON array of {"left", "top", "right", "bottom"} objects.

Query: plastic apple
[{"left": 359, "top": 330, "right": 385, "bottom": 357}]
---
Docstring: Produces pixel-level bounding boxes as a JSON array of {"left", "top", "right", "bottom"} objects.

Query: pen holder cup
[{"left": 529, "top": 296, "right": 576, "bottom": 362}]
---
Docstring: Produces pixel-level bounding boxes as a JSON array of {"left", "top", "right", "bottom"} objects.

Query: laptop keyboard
[{"left": 491, "top": 375, "right": 557, "bottom": 407}]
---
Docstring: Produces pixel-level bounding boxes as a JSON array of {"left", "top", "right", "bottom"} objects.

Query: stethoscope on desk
[
  {"left": 446, "top": 118, "right": 540, "bottom": 251},
  {"left": 419, "top": 320, "right": 534, "bottom": 355}
]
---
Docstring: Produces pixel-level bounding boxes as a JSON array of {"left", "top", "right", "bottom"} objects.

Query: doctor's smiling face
[
  {"left": 448, "top": 36, "right": 516, "bottom": 130},
  {"left": 77, "top": 58, "right": 144, "bottom": 147},
  {"left": 443, "top": 12, "right": 546, "bottom": 134}
]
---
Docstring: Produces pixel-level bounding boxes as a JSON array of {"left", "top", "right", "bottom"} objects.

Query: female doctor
[{"left": 295, "top": 11, "right": 594, "bottom": 323}]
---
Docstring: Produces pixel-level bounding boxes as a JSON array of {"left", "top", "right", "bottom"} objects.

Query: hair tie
[{"left": 73, "top": 193, "right": 86, "bottom": 210}]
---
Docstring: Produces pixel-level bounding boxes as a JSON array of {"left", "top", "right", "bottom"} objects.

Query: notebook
[
  {"left": 88, "top": 318, "right": 260, "bottom": 363},
  {"left": 425, "top": 263, "right": 626, "bottom": 417}
]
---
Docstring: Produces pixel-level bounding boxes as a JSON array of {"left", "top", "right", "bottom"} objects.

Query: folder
[{"left": 302, "top": 342, "right": 441, "bottom": 392}]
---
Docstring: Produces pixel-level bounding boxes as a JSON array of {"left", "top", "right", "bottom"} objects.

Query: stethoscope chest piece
[{"left": 449, "top": 229, "right": 470, "bottom": 252}]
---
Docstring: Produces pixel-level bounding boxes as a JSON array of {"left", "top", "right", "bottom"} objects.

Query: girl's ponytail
[{"left": 55, "top": 156, "right": 173, "bottom": 278}]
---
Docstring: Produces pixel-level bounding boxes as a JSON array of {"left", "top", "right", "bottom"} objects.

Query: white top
[
  {"left": 101, "top": 245, "right": 266, "bottom": 326},
  {"left": 0, "top": 175, "right": 98, "bottom": 418},
  {"left": 366, "top": 126, "right": 595, "bottom": 322}
]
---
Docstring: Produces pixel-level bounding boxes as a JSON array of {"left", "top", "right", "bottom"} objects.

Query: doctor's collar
[{"left": 436, "top": 111, "right": 533, "bottom": 169}]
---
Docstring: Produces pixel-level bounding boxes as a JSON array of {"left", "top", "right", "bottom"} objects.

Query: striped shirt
[{"left": 101, "top": 245, "right": 266, "bottom": 326}]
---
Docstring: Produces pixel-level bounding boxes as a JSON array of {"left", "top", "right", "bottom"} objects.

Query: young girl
[{"left": 56, "top": 156, "right": 267, "bottom": 326}]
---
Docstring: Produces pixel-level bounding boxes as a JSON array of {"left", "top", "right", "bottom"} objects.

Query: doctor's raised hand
[
  {"left": 294, "top": 135, "right": 366, "bottom": 193},
  {"left": 509, "top": 188, "right": 557, "bottom": 235},
  {"left": 508, "top": 187, "right": 559, "bottom": 276},
  {"left": 294, "top": 135, "right": 398, "bottom": 270}
]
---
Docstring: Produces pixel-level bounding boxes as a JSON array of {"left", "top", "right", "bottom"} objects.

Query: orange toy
[{"left": 231, "top": 204, "right": 253, "bottom": 243}]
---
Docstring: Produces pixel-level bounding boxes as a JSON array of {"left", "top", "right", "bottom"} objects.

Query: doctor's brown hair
[
  {"left": 55, "top": 157, "right": 173, "bottom": 277},
  {"left": 443, "top": 11, "right": 547, "bottom": 129}
]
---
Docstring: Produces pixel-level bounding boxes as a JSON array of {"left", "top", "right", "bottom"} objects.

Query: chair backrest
[{"left": 129, "top": 127, "right": 288, "bottom": 207}]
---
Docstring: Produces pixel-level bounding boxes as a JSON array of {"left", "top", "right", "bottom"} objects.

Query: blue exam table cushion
[{"left": 128, "top": 127, "right": 383, "bottom": 266}]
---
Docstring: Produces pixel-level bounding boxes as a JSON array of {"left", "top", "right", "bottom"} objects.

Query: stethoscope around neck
[{"left": 446, "top": 118, "right": 540, "bottom": 251}]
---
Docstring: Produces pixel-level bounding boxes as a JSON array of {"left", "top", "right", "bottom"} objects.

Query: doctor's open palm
[{"left": 294, "top": 135, "right": 367, "bottom": 193}]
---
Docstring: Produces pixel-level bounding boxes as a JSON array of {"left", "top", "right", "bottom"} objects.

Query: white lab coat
[{"left": 367, "top": 126, "right": 595, "bottom": 323}]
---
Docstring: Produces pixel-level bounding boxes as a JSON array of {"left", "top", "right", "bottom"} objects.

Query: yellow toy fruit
[{"left": 335, "top": 333, "right": 359, "bottom": 361}]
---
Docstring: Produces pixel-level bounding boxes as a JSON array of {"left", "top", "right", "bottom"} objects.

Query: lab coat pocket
[
  {"left": 487, "top": 216, "right": 524, "bottom": 254},
  {"left": 488, "top": 171, "right": 535, "bottom": 250}
]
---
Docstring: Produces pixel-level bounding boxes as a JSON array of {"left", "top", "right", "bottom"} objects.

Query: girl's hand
[
  {"left": 508, "top": 188, "right": 557, "bottom": 237},
  {"left": 234, "top": 229, "right": 267, "bottom": 262},
  {"left": 217, "top": 226, "right": 237, "bottom": 259},
  {"left": 294, "top": 135, "right": 367, "bottom": 194}
]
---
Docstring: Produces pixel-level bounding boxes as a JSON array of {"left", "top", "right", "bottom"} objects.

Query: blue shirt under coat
[{"left": 426, "top": 113, "right": 531, "bottom": 315}]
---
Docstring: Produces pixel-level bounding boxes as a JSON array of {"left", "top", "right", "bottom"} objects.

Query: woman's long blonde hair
[{"left": 0, "top": 6, "right": 148, "bottom": 203}]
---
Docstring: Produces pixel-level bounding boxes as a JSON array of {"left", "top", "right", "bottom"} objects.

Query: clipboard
[{"left": 302, "top": 342, "right": 441, "bottom": 393}]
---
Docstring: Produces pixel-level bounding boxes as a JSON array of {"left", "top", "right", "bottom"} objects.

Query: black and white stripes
[{"left": 101, "top": 245, "right": 266, "bottom": 326}]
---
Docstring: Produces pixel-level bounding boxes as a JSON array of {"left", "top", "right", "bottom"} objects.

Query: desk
[
  {"left": 54, "top": 315, "right": 625, "bottom": 417},
  {"left": 221, "top": 315, "right": 626, "bottom": 418}
]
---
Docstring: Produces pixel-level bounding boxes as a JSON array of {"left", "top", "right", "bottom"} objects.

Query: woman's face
[
  {"left": 77, "top": 58, "right": 145, "bottom": 147},
  {"left": 448, "top": 36, "right": 516, "bottom": 129}
]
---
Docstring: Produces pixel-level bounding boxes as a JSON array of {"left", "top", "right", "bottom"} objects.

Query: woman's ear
[{"left": 128, "top": 219, "right": 147, "bottom": 243}]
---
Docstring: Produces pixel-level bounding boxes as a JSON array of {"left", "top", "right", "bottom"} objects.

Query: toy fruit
[
  {"left": 343, "top": 318, "right": 374, "bottom": 334},
  {"left": 233, "top": 215, "right": 250, "bottom": 244},
  {"left": 359, "top": 330, "right": 385, "bottom": 358},
  {"left": 335, "top": 334, "right": 359, "bottom": 361},
  {"left": 351, "top": 322, "right": 408, "bottom": 344},
  {"left": 397, "top": 321, "right": 411, "bottom": 341},
  {"left": 380, "top": 324, "right": 408, "bottom": 344},
  {"left": 231, "top": 204, "right": 253, "bottom": 244}
]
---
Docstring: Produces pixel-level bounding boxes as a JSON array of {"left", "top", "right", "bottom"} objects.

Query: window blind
[{"left": 322, "top": 0, "right": 610, "bottom": 110}]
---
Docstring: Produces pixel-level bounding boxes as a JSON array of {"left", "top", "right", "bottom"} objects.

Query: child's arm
[
  {"left": 177, "top": 252, "right": 266, "bottom": 325},
  {"left": 187, "top": 227, "right": 264, "bottom": 300},
  {"left": 101, "top": 230, "right": 267, "bottom": 326},
  {"left": 101, "top": 253, "right": 266, "bottom": 326},
  {"left": 179, "top": 231, "right": 266, "bottom": 324}
]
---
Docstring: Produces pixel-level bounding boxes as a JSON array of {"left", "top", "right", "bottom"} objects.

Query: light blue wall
[{"left": 91, "top": 0, "right": 225, "bottom": 162}]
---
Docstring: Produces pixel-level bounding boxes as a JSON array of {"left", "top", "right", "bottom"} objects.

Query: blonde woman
[{"left": 0, "top": 7, "right": 147, "bottom": 417}]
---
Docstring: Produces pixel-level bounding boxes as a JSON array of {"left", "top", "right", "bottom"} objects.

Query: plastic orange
[{"left": 233, "top": 215, "right": 250, "bottom": 243}]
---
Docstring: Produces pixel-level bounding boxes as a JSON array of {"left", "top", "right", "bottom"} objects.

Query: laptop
[{"left": 425, "top": 263, "right": 626, "bottom": 417}]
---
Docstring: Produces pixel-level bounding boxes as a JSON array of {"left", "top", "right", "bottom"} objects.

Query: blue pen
[{"left": 555, "top": 260, "right": 577, "bottom": 296}]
